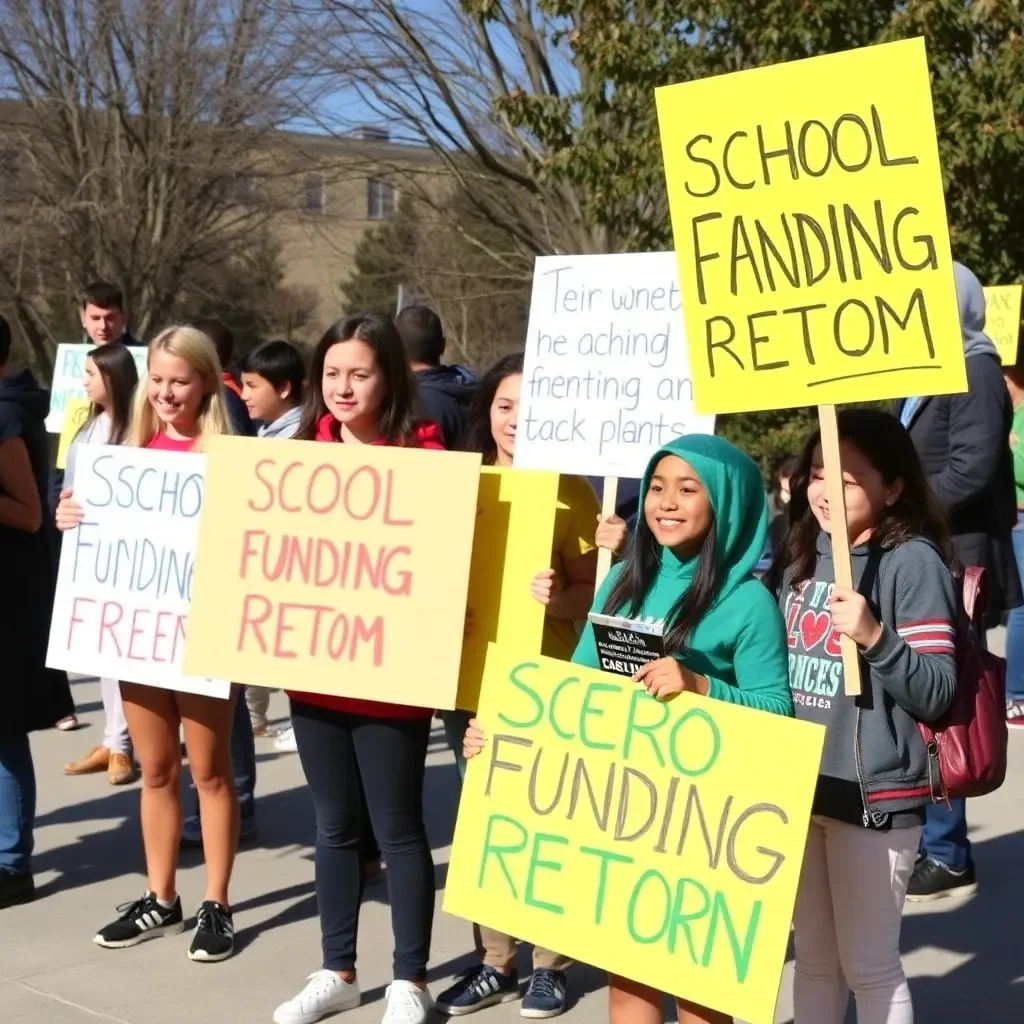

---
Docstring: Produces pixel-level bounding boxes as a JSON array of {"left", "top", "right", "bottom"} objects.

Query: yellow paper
[
  {"left": 984, "top": 285, "right": 1023, "bottom": 365},
  {"left": 457, "top": 467, "right": 559, "bottom": 710},
  {"left": 56, "top": 398, "right": 91, "bottom": 470},
  {"left": 446, "top": 647, "right": 825, "bottom": 1024},
  {"left": 184, "top": 435, "right": 481, "bottom": 710},
  {"left": 656, "top": 38, "right": 966, "bottom": 414}
]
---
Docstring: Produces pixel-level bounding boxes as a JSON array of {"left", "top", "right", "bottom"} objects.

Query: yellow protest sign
[
  {"left": 656, "top": 37, "right": 965, "bottom": 414},
  {"left": 56, "top": 398, "right": 91, "bottom": 470},
  {"left": 184, "top": 435, "right": 482, "bottom": 710},
  {"left": 984, "top": 285, "right": 1023, "bottom": 365},
  {"left": 446, "top": 647, "right": 825, "bottom": 1024},
  {"left": 457, "top": 467, "right": 559, "bottom": 711}
]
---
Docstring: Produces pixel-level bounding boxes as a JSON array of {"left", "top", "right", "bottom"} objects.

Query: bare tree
[
  {"left": 0, "top": 0, "right": 323, "bottom": 373},
  {"left": 310, "top": 0, "right": 668, "bottom": 281}
]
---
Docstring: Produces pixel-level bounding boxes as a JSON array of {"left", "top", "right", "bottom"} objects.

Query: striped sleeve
[
  {"left": 896, "top": 619, "right": 956, "bottom": 656},
  {"left": 861, "top": 541, "right": 957, "bottom": 722}
]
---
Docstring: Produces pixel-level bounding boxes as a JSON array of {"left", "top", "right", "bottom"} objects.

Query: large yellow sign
[
  {"left": 446, "top": 647, "right": 825, "bottom": 1024},
  {"left": 184, "top": 435, "right": 481, "bottom": 709},
  {"left": 656, "top": 37, "right": 966, "bottom": 414},
  {"left": 56, "top": 398, "right": 91, "bottom": 470},
  {"left": 457, "top": 467, "right": 558, "bottom": 710},
  {"left": 984, "top": 285, "right": 1023, "bottom": 365}
]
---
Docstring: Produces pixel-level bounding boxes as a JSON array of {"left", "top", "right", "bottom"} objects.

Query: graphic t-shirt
[
  {"left": 781, "top": 578, "right": 845, "bottom": 723},
  {"left": 542, "top": 474, "right": 600, "bottom": 660}
]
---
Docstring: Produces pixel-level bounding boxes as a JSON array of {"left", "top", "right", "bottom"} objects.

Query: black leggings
[{"left": 290, "top": 700, "right": 434, "bottom": 980}]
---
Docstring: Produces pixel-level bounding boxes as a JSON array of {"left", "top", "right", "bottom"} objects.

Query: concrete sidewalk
[{"left": 1, "top": 676, "right": 1021, "bottom": 1024}]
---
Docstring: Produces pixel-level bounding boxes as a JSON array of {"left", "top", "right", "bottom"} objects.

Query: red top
[
  {"left": 288, "top": 414, "right": 446, "bottom": 720},
  {"left": 146, "top": 432, "right": 197, "bottom": 452},
  {"left": 222, "top": 372, "right": 243, "bottom": 399}
]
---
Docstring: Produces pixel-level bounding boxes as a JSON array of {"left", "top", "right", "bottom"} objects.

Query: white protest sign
[
  {"left": 46, "top": 343, "right": 148, "bottom": 432},
  {"left": 513, "top": 252, "right": 715, "bottom": 479},
  {"left": 46, "top": 445, "right": 229, "bottom": 698}
]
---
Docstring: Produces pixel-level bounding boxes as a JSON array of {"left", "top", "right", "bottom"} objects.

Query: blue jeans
[
  {"left": 1005, "top": 511, "right": 1024, "bottom": 701},
  {"left": 0, "top": 735, "right": 36, "bottom": 875},
  {"left": 922, "top": 798, "right": 970, "bottom": 872},
  {"left": 190, "top": 692, "right": 256, "bottom": 824},
  {"left": 441, "top": 709, "right": 470, "bottom": 782}
]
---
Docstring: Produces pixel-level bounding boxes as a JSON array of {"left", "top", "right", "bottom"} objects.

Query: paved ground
[{"left": 2, "top": 653, "right": 1022, "bottom": 1024}]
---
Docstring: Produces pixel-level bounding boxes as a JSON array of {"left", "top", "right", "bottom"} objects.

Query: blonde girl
[{"left": 56, "top": 327, "right": 239, "bottom": 963}]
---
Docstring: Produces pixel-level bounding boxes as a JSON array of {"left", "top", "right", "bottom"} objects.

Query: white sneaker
[
  {"left": 273, "top": 727, "right": 298, "bottom": 753},
  {"left": 382, "top": 980, "right": 433, "bottom": 1024},
  {"left": 273, "top": 971, "right": 360, "bottom": 1024}
]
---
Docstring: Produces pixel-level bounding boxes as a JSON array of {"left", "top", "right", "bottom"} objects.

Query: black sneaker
[
  {"left": 0, "top": 869, "right": 35, "bottom": 909},
  {"left": 436, "top": 964, "right": 520, "bottom": 1016},
  {"left": 188, "top": 900, "right": 235, "bottom": 962},
  {"left": 521, "top": 969, "right": 568, "bottom": 1019},
  {"left": 905, "top": 857, "right": 978, "bottom": 902},
  {"left": 94, "top": 893, "right": 184, "bottom": 948}
]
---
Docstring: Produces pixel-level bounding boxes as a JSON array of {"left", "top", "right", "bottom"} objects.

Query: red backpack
[{"left": 917, "top": 566, "right": 1008, "bottom": 803}]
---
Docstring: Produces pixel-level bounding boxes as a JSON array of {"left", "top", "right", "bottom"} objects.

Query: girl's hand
[
  {"left": 634, "top": 657, "right": 707, "bottom": 700},
  {"left": 530, "top": 568, "right": 559, "bottom": 606},
  {"left": 55, "top": 489, "right": 84, "bottom": 531},
  {"left": 463, "top": 718, "right": 486, "bottom": 761},
  {"left": 596, "top": 514, "right": 628, "bottom": 557},
  {"left": 829, "top": 586, "right": 883, "bottom": 649}
]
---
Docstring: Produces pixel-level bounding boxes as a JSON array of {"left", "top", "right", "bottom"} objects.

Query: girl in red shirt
[
  {"left": 57, "top": 326, "right": 238, "bottom": 963},
  {"left": 272, "top": 314, "right": 442, "bottom": 1024}
]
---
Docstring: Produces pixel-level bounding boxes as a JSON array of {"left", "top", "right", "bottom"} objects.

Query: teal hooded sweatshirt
[{"left": 572, "top": 435, "right": 794, "bottom": 717}]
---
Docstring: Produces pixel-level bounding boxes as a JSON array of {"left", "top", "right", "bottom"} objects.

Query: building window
[
  {"left": 231, "top": 173, "right": 254, "bottom": 203},
  {"left": 367, "top": 178, "right": 395, "bottom": 220},
  {"left": 304, "top": 174, "right": 325, "bottom": 214}
]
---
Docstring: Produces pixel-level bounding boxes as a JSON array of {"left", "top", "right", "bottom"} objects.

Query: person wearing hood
[
  {"left": 462, "top": 434, "right": 793, "bottom": 1024},
  {"left": 396, "top": 305, "right": 475, "bottom": 448},
  {"left": 893, "top": 260, "right": 1021, "bottom": 902},
  {"left": 0, "top": 316, "right": 74, "bottom": 909}
]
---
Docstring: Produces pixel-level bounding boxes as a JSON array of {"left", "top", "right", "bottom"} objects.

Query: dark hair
[
  {"left": 460, "top": 352, "right": 524, "bottom": 463},
  {"left": 604, "top": 509, "right": 720, "bottom": 654},
  {"left": 395, "top": 305, "right": 445, "bottom": 366},
  {"left": 297, "top": 313, "right": 416, "bottom": 443},
  {"left": 191, "top": 317, "right": 234, "bottom": 368},
  {"left": 81, "top": 281, "right": 124, "bottom": 311},
  {"left": 775, "top": 455, "right": 800, "bottom": 486},
  {"left": 770, "top": 407, "right": 957, "bottom": 591},
  {"left": 80, "top": 344, "right": 139, "bottom": 446},
  {"left": 0, "top": 314, "right": 10, "bottom": 364},
  {"left": 240, "top": 340, "right": 305, "bottom": 406}
]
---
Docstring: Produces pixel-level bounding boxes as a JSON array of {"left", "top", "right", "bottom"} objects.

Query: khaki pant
[
  {"left": 244, "top": 685, "right": 270, "bottom": 725},
  {"left": 473, "top": 923, "right": 572, "bottom": 972}
]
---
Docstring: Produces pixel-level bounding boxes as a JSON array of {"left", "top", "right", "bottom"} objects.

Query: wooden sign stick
[
  {"left": 596, "top": 476, "right": 619, "bottom": 587},
  {"left": 817, "top": 404, "right": 862, "bottom": 696}
]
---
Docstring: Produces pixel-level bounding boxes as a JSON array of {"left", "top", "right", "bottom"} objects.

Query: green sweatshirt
[
  {"left": 572, "top": 434, "right": 794, "bottom": 718},
  {"left": 1012, "top": 403, "right": 1024, "bottom": 507}
]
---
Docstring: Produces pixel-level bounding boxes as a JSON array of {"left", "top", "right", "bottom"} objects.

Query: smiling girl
[
  {"left": 770, "top": 408, "right": 957, "bottom": 1024},
  {"left": 462, "top": 434, "right": 792, "bottom": 1024},
  {"left": 61, "top": 344, "right": 139, "bottom": 785},
  {"left": 273, "top": 314, "right": 443, "bottom": 1024},
  {"left": 56, "top": 327, "right": 238, "bottom": 963}
]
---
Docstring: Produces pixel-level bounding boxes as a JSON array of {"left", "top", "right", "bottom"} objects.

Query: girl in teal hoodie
[{"left": 464, "top": 434, "right": 793, "bottom": 1024}]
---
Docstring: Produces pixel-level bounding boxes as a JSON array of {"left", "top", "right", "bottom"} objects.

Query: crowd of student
[{"left": 0, "top": 260, "right": 1018, "bottom": 1024}]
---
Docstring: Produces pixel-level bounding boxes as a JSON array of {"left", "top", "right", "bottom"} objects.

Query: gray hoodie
[
  {"left": 778, "top": 533, "right": 957, "bottom": 828},
  {"left": 954, "top": 261, "right": 999, "bottom": 360}
]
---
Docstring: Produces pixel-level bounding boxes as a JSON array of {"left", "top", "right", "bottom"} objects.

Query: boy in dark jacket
[
  {"left": 396, "top": 305, "right": 475, "bottom": 448},
  {"left": 894, "top": 261, "right": 1021, "bottom": 902}
]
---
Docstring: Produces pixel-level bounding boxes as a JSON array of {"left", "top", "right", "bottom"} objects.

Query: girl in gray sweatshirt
[{"left": 769, "top": 407, "right": 957, "bottom": 1024}]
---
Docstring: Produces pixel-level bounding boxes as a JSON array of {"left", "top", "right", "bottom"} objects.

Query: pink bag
[{"left": 917, "top": 566, "right": 1008, "bottom": 803}]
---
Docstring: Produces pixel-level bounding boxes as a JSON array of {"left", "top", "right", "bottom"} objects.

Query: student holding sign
[
  {"left": 767, "top": 409, "right": 957, "bottom": 1024},
  {"left": 436, "top": 352, "right": 598, "bottom": 1021},
  {"left": 56, "top": 327, "right": 240, "bottom": 963},
  {"left": 60, "top": 344, "right": 139, "bottom": 784},
  {"left": 272, "top": 314, "right": 444, "bottom": 1024},
  {"left": 463, "top": 434, "right": 793, "bottom": 1024}
]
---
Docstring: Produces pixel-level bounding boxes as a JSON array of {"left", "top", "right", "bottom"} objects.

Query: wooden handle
[
  {"left": 596, "top": 477, "right": 619, "bottom": 587},
  {"left": 818, "top": 404, "right": 863, "bottom": 697}
]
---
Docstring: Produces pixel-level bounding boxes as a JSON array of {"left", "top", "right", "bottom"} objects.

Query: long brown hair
[
  {"left": 297, "top": 313, "right": 417, "bottom": 443},
  {"left": 78, "top": 344, "right": 139, "bottom": 446},
  {"left": 769, "top": 407, "right": 957, "bottom": 591}
]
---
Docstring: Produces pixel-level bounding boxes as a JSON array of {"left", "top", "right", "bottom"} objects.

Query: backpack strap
[{"left": 962, "top": 566, "right": 988, "bottom": 631}]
